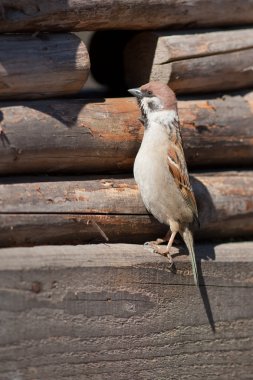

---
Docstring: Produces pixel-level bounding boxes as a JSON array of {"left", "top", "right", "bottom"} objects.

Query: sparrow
[{"left": 128, "top": 81, "right": 200, "bottom": 286}]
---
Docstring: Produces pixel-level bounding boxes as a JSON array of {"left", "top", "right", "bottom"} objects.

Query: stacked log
[
  {"left": 1, "top": 93, "right": 253, "bottom": 174},
  {"left": 124, "top": 28, "right": 253, "bottom": 93},
  {"left": 0, "top": 1, "right": 253, "bottom": 31},
  {"left": 0, "top": 34, "right": 90, "bottom": 99},
  {"left": 0, "top": 172, "right": 252, "bottom": 247}
]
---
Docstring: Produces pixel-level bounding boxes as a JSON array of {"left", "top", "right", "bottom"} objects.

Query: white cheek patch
[
  {"left": 149, "top": 110, "right": 178, "bottom": 125},
  {"left": 141, "top": 96, "right": 162, "bottom": 116}
]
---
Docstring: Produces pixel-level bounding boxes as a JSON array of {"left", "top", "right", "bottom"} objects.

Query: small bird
[{"left": 128, "top": 81, "right": 199, "bottom": 286}]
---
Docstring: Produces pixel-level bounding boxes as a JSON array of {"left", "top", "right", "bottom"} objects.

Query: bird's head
[{"left": 128, "top": 82, "right": 177, "bottom": 119}]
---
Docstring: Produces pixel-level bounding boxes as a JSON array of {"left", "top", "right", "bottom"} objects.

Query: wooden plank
[
  {"left": 1, "top": 1, "right": 253, "bottom": 32},
  {"left": 0, "top": 243, "right": 252, "bottom": 379},
  {"left": 1, "top": 93, "right": 253, "bottom": 174},
  {"left": 0, "top": 34, "right": 90, "bottom": 99},
  {"left": 124, "top": 29, "right": 253, "bottom": 92},
  {"left": 0, "top": 172, "right": 252, "bottom": 246}
]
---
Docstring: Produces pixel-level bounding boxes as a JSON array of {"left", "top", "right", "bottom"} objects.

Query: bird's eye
[{"left": 147, "top": 90, "right": 152, "bottom": 96}]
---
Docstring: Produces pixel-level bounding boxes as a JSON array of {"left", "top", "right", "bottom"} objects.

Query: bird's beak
[{"left": 128, "top": 88, "right": 143, "bottom": 98}]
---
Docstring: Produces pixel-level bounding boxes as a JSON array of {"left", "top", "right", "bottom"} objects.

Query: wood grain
[
  {"left": 0, "top": 172, "right": 252, "bottom": 246},
  {"left": 0, "top": 1, "right": 253, "bottom": 31},
  {"left": 0, "top": 243, "right": 252, "bottom": 379},
  {"left": 1, "top": 93, "right": 253, "bottom": 174},
  {"left": 0, "top": 33, "right": 90, "bottom": 99},
  {"left": 124, "top": 29, "right": 253, "bottom": 93}
]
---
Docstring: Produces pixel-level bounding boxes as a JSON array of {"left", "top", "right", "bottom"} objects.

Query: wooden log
[
  {"left": 1, "top": 1, "right": 253, "bottom": 32},
  {"left": 0, "top": 34, "right": 90, "bottom": 99},
  {"left": 1, "top": 93, "right": 253, "bottom": 174},
  {"left": 0, "top": 172, "right": 252, "bottom": 247},
  {"left": 0, "top": 243, "right": 253, "bottom": 379},
  {"left": 124, "top": 29, "right": 253, "bottom": 93}
]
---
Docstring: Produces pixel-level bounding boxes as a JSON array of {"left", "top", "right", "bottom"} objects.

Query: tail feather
[{"left": 182, "top": 228, "right": 199, "bottom": 286}]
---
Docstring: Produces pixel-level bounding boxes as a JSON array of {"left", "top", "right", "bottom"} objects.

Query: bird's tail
[{"left": 182, "top": 228, "right": 199, "bottom": 286}]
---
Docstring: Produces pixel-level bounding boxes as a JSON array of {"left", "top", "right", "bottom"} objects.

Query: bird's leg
[
  {"left": 165, "top": 231, "right": 177, "bottom": 264},
  {"left": 166, "top": 231, "right": 177, "bottom": 251}
]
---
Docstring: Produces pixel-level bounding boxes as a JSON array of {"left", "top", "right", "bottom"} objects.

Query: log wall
[{"left": 0, "top": 1, "right": 253, "bottom": 377}]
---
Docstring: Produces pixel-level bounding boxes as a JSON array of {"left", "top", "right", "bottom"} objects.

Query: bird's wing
[{"left": 167, "top": 121, "right": 199, "bottom": 224}]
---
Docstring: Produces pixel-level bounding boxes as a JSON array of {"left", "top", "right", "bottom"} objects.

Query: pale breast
[{"left": 134, "top": 127, "right": 193, "bottom": 226}]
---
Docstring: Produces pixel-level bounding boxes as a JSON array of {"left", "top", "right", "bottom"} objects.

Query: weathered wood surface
[
  {"left": 124, "top": 29, "right": 253, "bottom": 92},
  {"left": 1, "top": 93, "right": 253, "bottom": 174},
  {"left": 1, "top": 0, "right": 253, "bottom": 32},
  {"left": 0, "top": 243, "right": 252, "bottom": 379},
  {"left": 0, "top": 172, "right": 252, "bottom": 246},
  {"left": 0, "top": 34, "right": 90, "bottom": 99}
]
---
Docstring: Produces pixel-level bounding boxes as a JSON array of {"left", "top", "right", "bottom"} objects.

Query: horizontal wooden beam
[
  {"left": 0, "top": 242, "right": 252, "bottom": 284},
  {"left": 0, "top": 1, "right": 253, "bottom": 32},
  {"left": 0, "top": 243, "right": 252, "bottom": 379},
  {"left": 1, "top": 94, "right": 253, "bottom": 174},
  {"left": 0, "top": 172, "right": 252, "bottom": 246},
  {"left": 123, "top": 29, "right": 253, "bottom": 93},
  {"left": 0, "top": 34, "right": 90, "bottom": 100}
]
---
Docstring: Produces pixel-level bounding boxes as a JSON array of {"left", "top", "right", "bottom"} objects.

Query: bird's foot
[{"left": 144, "top": 242, "right": 175, "bottom": 268}]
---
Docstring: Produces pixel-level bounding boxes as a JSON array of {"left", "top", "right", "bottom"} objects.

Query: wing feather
[{"left": 167, "top": 120, "right": 199, "bottom": 225}]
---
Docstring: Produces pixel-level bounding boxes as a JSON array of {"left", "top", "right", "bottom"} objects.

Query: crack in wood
[{"left": 159, "top": 46, "right": 253, "bottom": 65}]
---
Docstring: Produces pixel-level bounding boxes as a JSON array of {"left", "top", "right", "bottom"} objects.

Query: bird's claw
[{"left": 144, "top": 238, "right": 166, "bottom": 246}]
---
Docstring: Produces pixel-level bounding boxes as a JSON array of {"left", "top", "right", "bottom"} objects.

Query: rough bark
[
  {"left": 1, "top": 0, "right": 253, "bottom": 31},
  {"left": 1, "top": 94, "right": 253, "bottom": 174},
  {"left": 0, "top": 172, "right": 252, "bottom": 246},
  {"left": 0, "top": 33, "right": 90, "bottom": 99},
  {"left": 124, "top": 29, "right": 253, "bottom": 93},
  {"left": 0, "top": 243, "right": 253, "bottom": 379}
]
